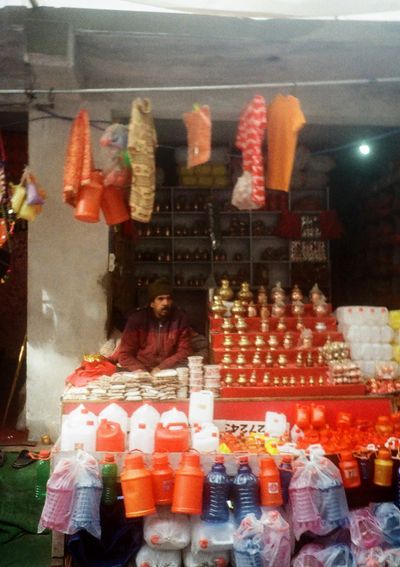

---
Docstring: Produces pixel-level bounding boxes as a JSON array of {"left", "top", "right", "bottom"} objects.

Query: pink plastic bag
[
  {"left": 261, "top": 510, "right": 290, "bottom": 567},
  {"left": 349, "top": 508, "right": 383, "bottom": 549}
]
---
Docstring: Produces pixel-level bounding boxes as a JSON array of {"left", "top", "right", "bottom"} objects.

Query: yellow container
[
  {"left": 11, "top": 184, "right": 26, "bottom": 214},
  {"left": 373, "top": 449, "right": 393, "bottom": 487},
  {"left": 389, "top": 310, "right": 400, "bottom": 330}
]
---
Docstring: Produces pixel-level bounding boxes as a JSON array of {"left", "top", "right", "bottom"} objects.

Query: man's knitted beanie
[{"left": 147, "top": 278, "right": 173, "bottom": 303}]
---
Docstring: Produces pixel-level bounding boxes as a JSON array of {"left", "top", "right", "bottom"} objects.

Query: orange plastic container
[
  {"left": 259, "top": 457, "right": 283, "bottom": 507},
  {"left": 151, "top": 453, "right": 174, "bottom": 505},
  {"left": 171, "top": 452, "right": 204, "bottom": 514},
  {"left": 120, "top": 453, "right": 156, "bottom": 518},
  {"left": 96, "top": 419, "right": 125, "bottom": 452},
  {"left": 101, "top": 185, "right": 130, "bottom": 225},
  {"left": 295, "top": 404, "right": 310, "bottom": 429},
  {"left": 75, "top": 170, "right": 104, "bottom": 223},
  {"left": 339, "top": 451, "right": 361, "bottom": 488},
  {"left": 311, "top": 404, "right": 326, "bottom": 429},
  {"left": 154, "top": 422, "right": 190, "bottom": 453}
]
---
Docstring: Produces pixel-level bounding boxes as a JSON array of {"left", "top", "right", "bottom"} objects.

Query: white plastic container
[
  {"left": 191, "top": 515, "right": 235, "bottom": 552},
  {"left": 265, "top": 411, "right": 287, "bottom": 438},
  {"left": 130, "top": 404, "right": 161, "bottom": 431},
  {"left": 129, "top": 423, "right": 156, "bottom": 454},
  {"left": 183, "top": 547, "right": 229, "bottom": 567},
  {"left": 68, "top": 404, "right": 98, "bottom": 426},
  {"left": 60, "top": 414, "right": 97, "bottom": 451},
  {"left": 188, "top": 390, "right": 214, "bottom": 425},
  {"left": 144, "top": 508, "right": 191, "bottom": 550},
  {"left": 136, "top": 544, "right": 181, "bottom": 567},
  {"left": 160, "top": 407, "right": 188, "bottom": 426},
  {"left": 99, "top": 403, "right": 128, "bottom": 434},
  {"left": 191, "top": 423, "right": 219, "bottom": 453}
]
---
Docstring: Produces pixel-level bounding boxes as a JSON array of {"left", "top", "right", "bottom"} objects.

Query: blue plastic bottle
[
  {"left": 279, "top": 455, "right": 293, "bottom": 506},
  {"left": 232, "top": 456, "right": 261, "bottom": 525},
  {"left": 201, "top": 455, "right": 230, "bottom": 523}
]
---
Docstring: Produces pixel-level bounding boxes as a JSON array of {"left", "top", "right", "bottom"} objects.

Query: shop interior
[{"left": 1, "top": 4, "right": 400, "bottom": 567}]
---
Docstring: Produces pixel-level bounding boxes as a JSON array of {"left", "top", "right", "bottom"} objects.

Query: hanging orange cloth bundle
[
  {"left": 183, "top": 105, "right": 211, "bottom": 168},
  {"left": 63, "top": 109, "right": 92, "bottom": 206}
]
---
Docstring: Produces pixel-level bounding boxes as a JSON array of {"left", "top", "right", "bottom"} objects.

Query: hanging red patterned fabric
[
  {"left": 319, "top": 210, "right": 344, "bottom": 239},
  {"left": 235, "top": 95, "right": 267, "bottom": 208},
  {"left": 272, "top": 210, "right": 302, "bottom": 238},
  {"left": 63, "top": 109, "right": 92, "bottom": 206}
]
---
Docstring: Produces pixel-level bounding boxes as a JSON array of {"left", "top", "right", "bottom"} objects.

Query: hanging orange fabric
[
  {"left": 183, "top": 105, "right": 211, "bottom": 168},
  {"left": 63, "top": 109, "right": 92, "bottom": 206},
  {"left": 266, "top": 94, "right": 306, "bottom": 192}
]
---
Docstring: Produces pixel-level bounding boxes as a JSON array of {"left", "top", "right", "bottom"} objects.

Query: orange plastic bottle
[
  {"left": 339, "top": 451, "right": 361, "bottom": 488},
  {"left": 151, "top": 453, "right": 174, "bottom": 505},
  {"left": 96, "top": 418, "right": 125, "bottom": 452},
  {"left": 373, "top": 448, "right": 394, "bottom": 487},
  {"left": 259, "top": 457, "right": 283, "bottom": 507},
  {"left": 120, "top": 453, "right": 156, "bottom": 517},
  {"left": 171, "top": 452, "right": 204, "bottom": 515}
]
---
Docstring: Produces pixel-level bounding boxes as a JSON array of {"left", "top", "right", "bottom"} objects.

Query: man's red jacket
[{"left": 118, "top": 306, "right": 192, "bottom": 371}]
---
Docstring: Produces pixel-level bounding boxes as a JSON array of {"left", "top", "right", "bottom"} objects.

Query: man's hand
[{"left": 151, "top": 367, "right": 161, "bottom": 376}]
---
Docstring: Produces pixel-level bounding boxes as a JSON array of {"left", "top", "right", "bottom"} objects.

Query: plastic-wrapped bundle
[
  {"left": 353, "top": 546, "right": 385, "bottom": 566},
  {"left": 182, "top": 546, "right": 229, "bottom": 567},
  {"left": 349, "top": 343, "right": 392, "bottom": 361},
  {"left": 383, "top": 547, "right": 400, "bottom": 567},
  {"left": 317, "top": 544, "right": 355, "bottom": 567},
  {"left": 260, "top": 510, "right": 290, "bottom": 567},
  {"left": 349, "top": 508, "right": 383, "bottom": 549},
  {"left": 335, "top": 306, "right": 389, "bottom": 327},
  {"left": 136, "top": 544, "right": 181, "bottom": 567},
  {"left": 292, "top": 544, "right": 324, "bottom": 567},
  {"left": 38, "top": 457, "right": 78, "bottom": 533},
  {"left": 289, "top": 455, "right": 349, "bottom": 540},
  {"left": 144, "top": 508, "right": 191, "bottom": 550},
  {"left": 373, "top": 502, "right": 400, "bottom": 547},
  {"left": 232, "top": 514, "right": 264, "bottom": 567},
  {"left": 68, "top": 451, "right": 102, "bottom": 539},
  {"left": 191, "top": 515, "right": 235, "bottom": 552}
]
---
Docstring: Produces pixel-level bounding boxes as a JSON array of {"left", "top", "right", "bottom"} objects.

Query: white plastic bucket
[
  {"left": 129, "top": 422, "right": 156, "bottom": 453},
  {"left": 60, "top": 415, "right": 96, "bottom": 451},
  {"left": 160, "top": 407, "right": 188, "bottom": 426},
  {"left": 191, "top": 423, "right": 219, "bottom": 453},
  {"left": 188, "top": 391, "right": 214, "bottom": 425},
  {"left": 130, "top": 404, "right": 161, "bottom": 431},
  {"left": 99, "top": 402, "right": 128, "bottom": 434}
]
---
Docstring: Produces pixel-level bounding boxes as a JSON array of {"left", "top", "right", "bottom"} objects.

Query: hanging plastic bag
[
  {"left": 231, "top": 171, "right": 259, "bottom": 211},
  {"left": 183, "top": 105, "right": 211, "bottom": 168},
  {"left": 260, "top": 510, "right": 291, "bottom": 567},
  {"left": 68, "top": 450, "right": 102, "bottom": 539},
  {"left": 353, "top": 546, "right": 385, "bottom": 567},
  {"left": 373, "top": 502, "right": 400, "bottom": 546},
  {"left": 136, "top": 543, "right": 181, "bottom": 567},
  {"left": 292, "top": 544, "right": 324, "bottom": 567},
  {"left": 233, "top": 513, "right": 264, "bottom": 567},
  {"left": 349, "top": 507, "right": 383, "bottom": 549},
  {"left": 144, "top": 507, "right": 191, "bottom": 550},
  {"left": 10, "top": 183, "right": 26, "bottom": 214},
  {"left": 38, "top": 456, "right": 79, "bottom": 534}
]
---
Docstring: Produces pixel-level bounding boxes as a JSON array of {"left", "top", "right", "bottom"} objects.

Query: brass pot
[
  {"left": 235, "top": 317, "right": 248, "bottom": 334},
  {"left": 237, "top": 282, "right": 253, "bottom": 304},
  {"left": 291, "top": 284, "right": 303, "bottom": 302},
  {"left": 231, "top": 299, "right": 246, "bottom": 318},
  {"left": 223, "top": 336, "right": 235, "bottom": 350},
  {"left": 276, "top": 317, "right": 287, "bottom": 332},
  {"left": 272, "top": 301, "right": 286, "bottom": 318},
  {"left": 254, "top": 335, "right": 266, "bottom": 350},
  {"left": 221, "top": 318, "right": 234, "bottom": 333},
  {"left": 252, "top": 352, "right": 262, "bottom": 365},
  {"left": 291, "top": 300, "right": 305, "bottom": 317},
  {"left": 260, "top": 320, "right": 269, "bottom": 333},
  {"left": 268, "top": 334, "right": 279, "bottom": 349},
  {"left": 271, "top": 281, "right": 286, "bottom": 303},
  {"left": 236, "top": 352, "right": 247, "bottom": 365},
  {"left": 239, "top": 335, "right": 251, "bottom": 350},
  {"left": 219, "top": 279, "right": 234, "bottom": 301},
  {"left": 277, "top": 353, "right": 288, "bottom": 367}
]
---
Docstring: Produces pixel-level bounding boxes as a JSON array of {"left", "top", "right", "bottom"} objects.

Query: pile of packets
[{"left": 219, "top": 407, "right": 400, "bottom": 455}]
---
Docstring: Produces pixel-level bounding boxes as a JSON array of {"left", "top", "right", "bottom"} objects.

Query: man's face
[{"left": 150, "top": 294, "right": 173, "bottom": 318}]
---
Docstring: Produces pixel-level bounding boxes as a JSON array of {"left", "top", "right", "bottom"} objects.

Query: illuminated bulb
[{"left": 358, "top": 143, "right": 371, "bottom": 156}]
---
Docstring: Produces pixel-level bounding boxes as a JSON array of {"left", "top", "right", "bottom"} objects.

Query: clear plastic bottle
[
  {"left": 101, "top": 453, "right": 118, "bottom": 505},
  {"left": 35, "top": 450, "right": 51, "bottom": 502},
  {"left": 232, "top": 456, "right": 261, "bottom": 525},
  {"left": 201, "top": 455, "right": 230, "bottom": 523}
]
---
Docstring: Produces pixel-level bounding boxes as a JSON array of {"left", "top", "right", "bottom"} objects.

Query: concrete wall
[{"left": 27, "top": 100, "right": 110, "bottom": 440}]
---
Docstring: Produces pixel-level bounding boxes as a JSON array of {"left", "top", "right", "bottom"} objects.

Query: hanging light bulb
[{"left": 358, "top": 142, "right": 371, "bottom": 156}]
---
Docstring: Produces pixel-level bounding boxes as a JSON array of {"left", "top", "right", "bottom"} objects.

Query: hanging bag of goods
[
  {"left": 11, "top": 167, "right": 46, "bottom": 222},
  {"left": 183, "top": 104, "right": 212, "bottom": 168}
]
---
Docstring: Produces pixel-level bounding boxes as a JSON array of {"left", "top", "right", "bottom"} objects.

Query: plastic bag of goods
[
  {"left": 349, "top": 508, "right": 383, "bottom": 549},
  {"left": 136, "top": 544, "right": 181, "bottom": 567},
  {"left": 144, "top": 508, "right": 191, "bottom": 550},
  {"left": 289, "top": 455, "right": 349, "bottom": 540},
  {"left": 373, "top": 502, "right": 400, "bottom": 547},
  {"left": 335, "top": 306, "right": 389, "bottom": 326},
  {"left": 182, "top": 546, "right": 229, "bottom": 567},
  {"left": 233, "top": 514, "right": 264, "bottom": 567},
  {"left": 260, "top": 510, "right": 290, "bottom": 567},
  {"left": 191, "top": 515, "right": 235, "bottom": 552},
  {"left": 353, "top": 547, "right": 385, "bottom": 567}
]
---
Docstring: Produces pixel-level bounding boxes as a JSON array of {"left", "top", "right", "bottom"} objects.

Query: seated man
[{"left": 118, "top": 278, "right": 193, "bottom": 374}]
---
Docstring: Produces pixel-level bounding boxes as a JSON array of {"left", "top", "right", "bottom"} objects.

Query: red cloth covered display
[
  {"left": 66, "top": 359, "right": 116, "bottom": 387},
  {"left": 319, "top": 210, "right": 344, "bottom": 239},
  {"left": 272, "top": 210, "right": 302, "bottom": 239}
]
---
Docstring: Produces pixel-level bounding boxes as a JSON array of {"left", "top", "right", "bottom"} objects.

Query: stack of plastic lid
[
  {"left": 188, "top": 356, "right": 204, "bottom": 393},
  {"left": 203, "top": 364, "right": 221, "bottom": 398},
  {"left": 176, "top": 367, "right": 190, "bottom": 398}
]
